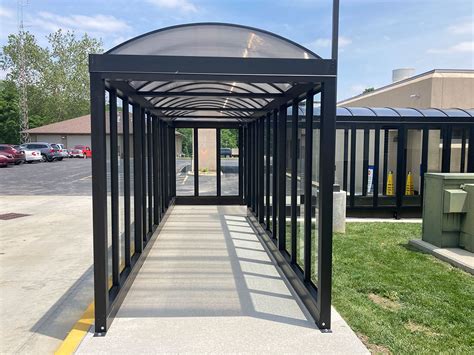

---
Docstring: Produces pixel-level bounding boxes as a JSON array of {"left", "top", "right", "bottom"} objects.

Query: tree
[
  {"left": 220, "top": 129, "right": 238, "bottom": 148},
  {"left": 0, "top": 81, "right": 20, "bottom": 143},
  {"left": 0, "top": 29, "right": 103, "bottom": 141}
]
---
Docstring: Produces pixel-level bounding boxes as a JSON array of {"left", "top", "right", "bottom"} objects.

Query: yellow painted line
[{"left": 54, "top": 302, "right": 94, "bottom": 355}]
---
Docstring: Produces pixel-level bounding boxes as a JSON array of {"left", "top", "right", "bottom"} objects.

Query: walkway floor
[{"left": 77, "top": 205, "right": 367, "bottom": 354}]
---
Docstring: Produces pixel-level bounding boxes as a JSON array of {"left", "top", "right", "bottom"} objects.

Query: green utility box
[{"left": 422, "top": 173, "right": 474, "bottom": 251}]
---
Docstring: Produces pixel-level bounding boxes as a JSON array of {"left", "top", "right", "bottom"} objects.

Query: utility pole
[{"left": 18, "top": 0, "right": 30, "bottom": 143}]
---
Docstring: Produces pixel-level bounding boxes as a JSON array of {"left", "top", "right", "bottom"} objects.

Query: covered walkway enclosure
[{"left": 89, "top": 6, "right": 339, "bottom": 337}]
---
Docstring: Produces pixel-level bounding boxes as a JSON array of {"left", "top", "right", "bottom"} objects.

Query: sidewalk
[{"left": 76, "top": 205, "right": 367, "bottom": 354}]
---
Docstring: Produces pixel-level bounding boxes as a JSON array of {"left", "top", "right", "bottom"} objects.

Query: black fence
[{"left": 330, "top": 107, "right": 474, "bottom": 217}]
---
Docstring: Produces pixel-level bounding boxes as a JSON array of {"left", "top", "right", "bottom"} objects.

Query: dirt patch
[
  {"left": 357, "top": 333, "right": 392, "bottom": 354},
  {"left": 368, "top": 293, "right": 401, "bottom": 311},
  {"left": 404, "top": 321, "right": 440, "bottom": 337}
]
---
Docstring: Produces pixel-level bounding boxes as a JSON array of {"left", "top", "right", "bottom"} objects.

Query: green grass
[{"left": 332, "top": 223, "right": 474, "bottom": 354}]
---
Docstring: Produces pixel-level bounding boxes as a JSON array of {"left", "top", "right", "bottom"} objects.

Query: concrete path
[
  {"left": 77, "top": 205, "right": 367, "bottom": 354},
  {"left": 0, "top": 195, "right": 93, "bottom": 353}
]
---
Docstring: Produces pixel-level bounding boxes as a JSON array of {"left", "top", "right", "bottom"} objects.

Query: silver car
[{"left": 55, "top": 144, "right": 70, "bottom": 158}]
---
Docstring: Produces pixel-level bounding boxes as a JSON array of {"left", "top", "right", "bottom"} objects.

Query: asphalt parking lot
[{"left": 0, "top": 158, "right": 92, "bottom": 196}]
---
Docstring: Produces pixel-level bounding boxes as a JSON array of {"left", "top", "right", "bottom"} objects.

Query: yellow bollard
[
  {"left": 405, "top": 171, "right": 414, "bottom": 196},
  {"left": 386, "top": 171, "right": 394, "bottom": 196}
]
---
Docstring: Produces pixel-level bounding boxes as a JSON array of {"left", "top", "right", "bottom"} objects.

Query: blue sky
[{"left": 0, "top": 0, "right": 473, "bottom": 100}]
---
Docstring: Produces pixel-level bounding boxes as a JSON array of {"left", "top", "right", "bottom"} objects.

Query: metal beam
[
  {"left": 138, "top": 92, "right": 283, "bottom": 99},
  {"left": 90, "top": 54, "right": 337, "bottom": 83},
  {"left": 157, "top": 106, "right": 266, "bottom": 112}
]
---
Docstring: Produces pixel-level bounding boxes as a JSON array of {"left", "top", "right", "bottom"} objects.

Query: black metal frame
[
  {"left": 90, "top": 7, "right": 339, "bottom": 334},
  {"left": 333, "top": 113, "right": 474, "bottom": 218}
]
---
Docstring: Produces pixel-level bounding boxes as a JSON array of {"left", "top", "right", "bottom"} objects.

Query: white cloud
[
  {"left": 29, "top": 12, "right": 131, "bottom": 34},
  {"left": 428, "top": 41, "right": 474, "bottom": 54},
  {"left": 146, "top": 0, "right": 198, "bottom": 13},
  {"left": 447, "top": 20, "right": 474, "bottom": 35},
  {"left": 0, "top": 5, "right": 14, "bottom": 18},
  {"left": 307, "top": 36, "right": 352, "bottom": 49}
]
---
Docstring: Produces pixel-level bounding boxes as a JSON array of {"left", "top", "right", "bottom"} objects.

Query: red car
[
  {"left": 74, "top": 145, "right": 92, "bottom": 158},
  {"left": 0, "top": 144, "right": 25, "bottom": 165},
  {"left": 0, "top": 153, "right": 14, "bottom": 167}
]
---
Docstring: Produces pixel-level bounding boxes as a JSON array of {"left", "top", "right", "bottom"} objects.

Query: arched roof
[{"left": 107, "top": 23, "right": 320, "bottom": 59}]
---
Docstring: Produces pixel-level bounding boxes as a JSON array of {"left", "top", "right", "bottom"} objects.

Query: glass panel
[
  {"left": 450, "top": 128, "right": 466, "bottom": 172},
  {"left": 379, "top": 129, "right": 397, "bottom": 207},
  {"left": 198, "top": 129, "right": 217, "bottom": 196},
  {"left": 371, "top": 107, "right": 400, "bottom": 117},
  {"left": 221, "top": 128, "right": 239, "bottom": 196},
  {"left": 419, "top": 108, "right": 447, "bottom": 117},
  {"left": 335, "top": 129, "right": 345, "bottom": 187},
  {"left": 347, "top": 107, "right": 376, "bottom": 116},
  {"left": 427, "top": 130, "right": 442, "bottom": 172},
  {"left": 106, "top": 107, "right": 112, "bottom": 288},
  {"left": 296, "top": 113, "right": 305, "bottom": 269},
  {"left": 354, "top": 129, "right": 364, "bottom": 201},
  {"left": 176, "top": 128, "right": 194, "bottom": 196},
  {"left": 392, "top": 108, "right": 422, "bottom": 117},
  {"left": 129, "top": 105, "right": 135, "bottom": 256},
  {"left": 268, "top": 115, "right": 274, "bottom": 232},
  {"left": 109, "top": 24, "right": 318, "bottom": 59},
  {"left": 404, "top": 129, "right": 422, "bottom": 206},
  {"left": 336, "top": 107, "right": 352, "bottom": 116},
  {"left": 443, "top": 109, "right": 470, "bottom": 117},
  {"left": 143, "top": 116, "right": 148, "bottom": 234},
  {"left": 118, "top": 101, "right": 125, "bottom": 272},
  {"left": 263, "top": 119, "right": 268, "bottom": 225},
  {"left": 311, "top": 121, "right": 320, "bottom": 285},
  {"left": 285, "top": 108, "right": 292, "bottom": 255}
]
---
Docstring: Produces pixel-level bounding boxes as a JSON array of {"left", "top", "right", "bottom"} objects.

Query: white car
[
  {"left": 23, "top": 149, "right": 43, "bottom": 163},
  {"left": 55, "top": 143, "right": 69, "bottom": 158}
]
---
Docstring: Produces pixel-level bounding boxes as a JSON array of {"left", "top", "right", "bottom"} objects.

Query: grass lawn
[{"left": 332, "top": 223, "right": 474, "bottom": 354}]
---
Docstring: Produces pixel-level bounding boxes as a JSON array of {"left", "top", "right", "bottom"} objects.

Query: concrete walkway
[{"left": 77, "top": 205, "right": 367, "bottom": 354}]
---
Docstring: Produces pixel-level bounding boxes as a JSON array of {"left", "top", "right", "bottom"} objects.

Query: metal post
[
  {"left": 152, "top": 116, "right": 159, "bottom": 225},
  {"left": 468, "top": 127, "right": 474, "bottom": 172},
  {"left": 90, "top": 72, "right": 109, "bottom": 333},
  {"left": 303, "top": 92, "right": 313, "bottom": 282},
  {"left": 278, "top": 105, "right": 287, "bottom": 251},
  {"left": 238, "top": 126, "right": 243, "bottom": 199},
  {"left": 170, "top": 126, "right": 176, "bottom": 198},
  {"left": 291, "top": 101, "right": 298, "bottom": 263},
  {"left": 194, "top": 128, "right": 199, "bottom": 196},
  {"left": 258, "top": 118, "right": 265, "bottom": 223},
  {"left": 441, "top": 126, "right": 452, "bottom": 172},
  {"left": 132, "top": 104, "right": 143, "bottom": 254},
  {"left": 460, "top": 129, "right": 466, "bottom": 173},
  {"left": 272, "top": 110, "right": 278, "bottom": 237},
  {"left": 216, "top": 128, "right": 221, "bottom": 197},
  {"left": 420, "top": 128, "right": 429, "bottom": 199},
  {"left": 147, "top": 113, "right": 153, "bottom": 232},
  {"left": 109, "top": 89, "right": 120, "bottom": 286},
  {"left": 362, "top": 129, "right": 369, "bottom": 196},
  {"left": 317, "top": 78, "right": 336, "bottom": 330},
  {"left": 265, "top": 114, "right": 271, "bottom": 228},
  {"left": 349, "top": 126, "right": 356, "bottom": 208},
  {"left": 141, "top": 109, "right": 147, "bottom": 240},
  {"left": 122, "top": 98, "right": 131, "bottom": 267},
  {"left": 373, "top": 127, "right": 380, "bottom": 208},
  {"left": 396, "top": 127, "right": 406, "bottom": 218},
  {"left": 343, "top": 128, "right": 348, "bottom": 192}
]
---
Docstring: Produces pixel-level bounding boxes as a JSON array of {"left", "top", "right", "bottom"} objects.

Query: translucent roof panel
[
  {"left": 441, "top": 109, "right": 471, "bottom": 117},
  {"left": 107, "top": 23, "right": 319, "bottom": 59},
  {"left": 418, "top": 108, "right": 447, "bottom": 117},
  {"left": 346, "top": 107, "right": 376, "bottom": 116}
]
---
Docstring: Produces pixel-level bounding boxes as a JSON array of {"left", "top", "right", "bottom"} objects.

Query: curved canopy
[{"left": 107, "top": 23, "right": 319, "bottom": 59}]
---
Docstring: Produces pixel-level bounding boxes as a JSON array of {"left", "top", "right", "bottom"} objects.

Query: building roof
[
  {"left": 338, "top": 69, "right": 474, "bottom": 106},
  {"left": 25, "top": 113, "right": 183, "bottom": 136}
]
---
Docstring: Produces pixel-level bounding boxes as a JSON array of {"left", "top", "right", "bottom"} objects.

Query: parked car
[
  {"left": 19, "top": 142, "right": 61, "bottom": 162},
  {"left": 74, "top": 145, "right": 92, "bottom": 158},
  {"left": 0, "top": 144, "right": 25, "bottom": 164},
  {"left": 22, "top": 148, "right": 43, "bottom": 163},
  {"left": 69, "top": 148, "right": 84, "bottom": 158},
  {"left": 0, "top": 154, "right": 13, "bottom": 167},
  {"left": 50, "top": 144, "right": 64, "bottom": 161},
  {"left": 220, "top": 148, "right": 232, "bottom": 158},
  {"left": 55, "top": 144, "right": 69, "bottom": 159}
]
